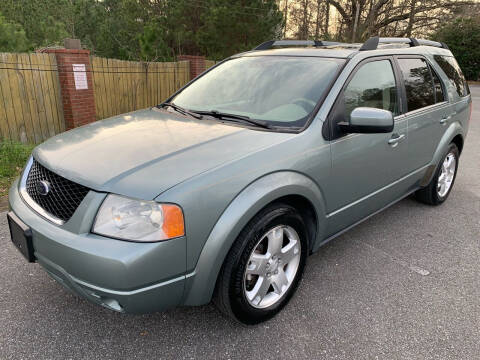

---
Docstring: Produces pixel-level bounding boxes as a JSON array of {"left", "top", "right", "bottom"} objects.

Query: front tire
[
  {"left": 214, "top": 203, "right": 308, "bottom": 324},
  {"left": 415, "top": 143, "right": 459, "bottom": 205}
]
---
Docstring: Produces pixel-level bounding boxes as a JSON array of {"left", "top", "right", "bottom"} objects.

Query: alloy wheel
[
  {"left": 437, "top": 152, "right": 456, "bottom": 198},
  {"left": 243, "top": 225, "right": 301, "bottom": 309}
]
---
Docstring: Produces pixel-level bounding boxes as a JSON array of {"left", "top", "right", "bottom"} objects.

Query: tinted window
[
  {"left": 398, "top": 58, "right": 435, "bottom": 112},
  {"left": 434, "top": 55, "right": 470, "bottom": 97},
  {"left": 343, "top": 60, "right": 399, "bottom": 119},
  {"left": 431, "top": 66, "right": 445, "bottom": 103}
]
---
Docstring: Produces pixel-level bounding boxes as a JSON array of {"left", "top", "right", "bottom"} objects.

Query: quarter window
[
  {"left": 398, "top": 58, "right": 435, "bottom": 112},
  {"left": 434, "top": 55, "right": 470, "bottom": 97},
  {"left": 343, "top": 60, "right": 399, "bottom": 119}
]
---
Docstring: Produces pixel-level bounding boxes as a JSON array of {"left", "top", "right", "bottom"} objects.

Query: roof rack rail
[
  {"left": 359, "top": 36, "right": 449, "bottom": 51},
  {"left": 254, "top": 39, "right": 341, "bottom": 50}
]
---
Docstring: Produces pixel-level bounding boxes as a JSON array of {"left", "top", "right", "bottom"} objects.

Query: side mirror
[{"left": 339, "top": 107, "right": 394, "bottom": 134}]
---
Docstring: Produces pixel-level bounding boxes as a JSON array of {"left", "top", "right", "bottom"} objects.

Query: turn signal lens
[{"left": 161, "top": 204, "right": 185, "bottom": 238}]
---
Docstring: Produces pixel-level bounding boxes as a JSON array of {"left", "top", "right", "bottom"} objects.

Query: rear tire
[
  {"left": 415, "top": 143, "right": 459, "bottom": 205},
  {"left": 213, "top": 203, "right": 308, "bottom": 325}
]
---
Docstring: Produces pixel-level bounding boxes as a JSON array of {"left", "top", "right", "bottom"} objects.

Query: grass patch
[{"left": 0, "top": 140, "right": 35, "bottom": 197}]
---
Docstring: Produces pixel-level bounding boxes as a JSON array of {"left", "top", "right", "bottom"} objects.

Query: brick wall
[
  {"left": 177, "top": 55, "right": 206, "bottom": 79},
  {"left": 39, "top": 49, "right": 96, "bottom": 130}
]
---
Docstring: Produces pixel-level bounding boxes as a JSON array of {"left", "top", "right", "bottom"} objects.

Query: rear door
[
  {"left": 395, "top": 57, "right": 450, "bottom": 171},
  {"left": 433, "top": 55, "right": 472, "bottom": 134}
]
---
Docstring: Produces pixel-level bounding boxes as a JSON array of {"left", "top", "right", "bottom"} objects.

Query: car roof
[
  {"left": 235, "top": 38, "right": 453, "bottom": 59},
  {"left": 237, "top": 47, "right": 357, "bottom": 59},
  {"left": 237, "top": 45, "right": 452, "bottom": 60}
]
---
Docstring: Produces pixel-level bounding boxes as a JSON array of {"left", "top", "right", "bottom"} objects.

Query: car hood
[{"left": 34, "top": 108, "right": 294, "bottom": 199}]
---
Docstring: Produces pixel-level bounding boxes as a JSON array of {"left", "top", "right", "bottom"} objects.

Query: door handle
[
  {"left": 388, "top": 134, "right": 405, "bottom": 147},
  {"left": 440, "top": 116, "right": 450, "bottom": 125}
]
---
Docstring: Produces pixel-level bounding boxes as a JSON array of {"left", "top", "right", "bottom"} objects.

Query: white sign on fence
[{"left": 72, "top": 64, "right": 88, "bottom": 90}]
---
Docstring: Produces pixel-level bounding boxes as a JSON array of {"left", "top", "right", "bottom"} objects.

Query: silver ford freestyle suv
[{"left": 8, "top": 37, "right": 472, "bottom": 324}]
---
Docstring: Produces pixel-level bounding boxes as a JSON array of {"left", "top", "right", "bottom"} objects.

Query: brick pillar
[
  {"left": 39, "top": 48, "right": 96, "bottom": 130},
  {"left": 177, "top": 55, "right": 206, "bottom": 80}
]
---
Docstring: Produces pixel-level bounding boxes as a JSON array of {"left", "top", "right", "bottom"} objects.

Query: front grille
[{"left": 25, "top": 160, "right": 90, "bottom": 222}]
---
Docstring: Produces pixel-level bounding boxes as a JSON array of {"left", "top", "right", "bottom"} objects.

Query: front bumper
[{"left": 8, "top": 179, "right": 187, "bottom": 313}]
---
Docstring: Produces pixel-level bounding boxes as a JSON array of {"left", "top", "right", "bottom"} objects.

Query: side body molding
[{"left": 182, "top": 171, "right": 326, "bottom": 306}]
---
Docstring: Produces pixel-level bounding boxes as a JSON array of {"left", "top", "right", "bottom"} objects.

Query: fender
[
  {"left": 182, "top": 171, "right": 327, "bottom": 306},
  {"left": 420, "top": 121, "right": 464, "bottom": 187}
]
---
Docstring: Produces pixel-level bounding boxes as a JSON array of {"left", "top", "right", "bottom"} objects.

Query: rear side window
[
  {"left": 434, "top": 55, "right": 470, "bottom": 97},
  {"left": 398, "top": 58, "right": 435, "bottom": 112},
  {"left": 343, "top": 60, "right": 399, "bottom": 118}
]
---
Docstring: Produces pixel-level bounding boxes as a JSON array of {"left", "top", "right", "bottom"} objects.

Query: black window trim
[
  {"left": 428, "top": 61, "right": 447, "bottom": 104},
  {"left": 392, "top": 55, "right": 448, "bottom": 117},
  {"left": 323, "top": 55, "right": 403, "bottom": 141}
]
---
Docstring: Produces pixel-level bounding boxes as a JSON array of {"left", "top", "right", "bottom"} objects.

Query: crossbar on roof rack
[
  {"left": 359, "top": 36, "right": 449, "bottom": 51},
  {"left": 254, "top": 40, "right": 341, "bottom": 50}
]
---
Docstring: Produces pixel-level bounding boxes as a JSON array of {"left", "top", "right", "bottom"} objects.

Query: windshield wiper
[
  {"left": 158, "top": 102, "right": 203, "bottom": 119},
  {"left": 195, "top": 110, "right": 271, "bottom": 129}
]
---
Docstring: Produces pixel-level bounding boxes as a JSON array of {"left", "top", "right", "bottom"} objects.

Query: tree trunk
[
  {"left": 405, "top": 0, "right": 416, "bottom": 37},
  {"left": 302, "top": 0, "right": 309, "bottom": 39},
  {"left": 324, "top": 1, "right": 329, "bottom": 38},
  {"left": 315, "top": 0, "right": 321, "bottom": 39},
  {"left": 352, "top": 1, "right": 360, "bottom": 42}
]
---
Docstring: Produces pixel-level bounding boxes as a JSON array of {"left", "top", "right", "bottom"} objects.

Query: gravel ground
[{"left": 0, "top": 87, "right": 479, "bottom": 360}]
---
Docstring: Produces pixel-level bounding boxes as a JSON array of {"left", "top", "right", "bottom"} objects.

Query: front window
[
  {"left": 343, "top": 59, "right": 399, "bottom": 119},
  {"left": 171, "top": 56, "right": 343, "bottom": 129}
]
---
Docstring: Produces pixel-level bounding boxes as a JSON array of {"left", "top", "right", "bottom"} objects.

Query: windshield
[{"left": 171, "top": 56, "right": 343, "bottom": 129}]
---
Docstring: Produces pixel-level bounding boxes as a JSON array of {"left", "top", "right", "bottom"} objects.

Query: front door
[{"left": 324, "top": 57, "right": 410, "bottom": 236}]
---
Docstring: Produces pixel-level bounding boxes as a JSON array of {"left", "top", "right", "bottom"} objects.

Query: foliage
[
  {"left": 0, "top": 140, "right": 35, "bottom": 197},
  {"left": 195, "top": 0, "right": 284, "bottom": 60},
  {"left": 1, "top": 0, "right": 475, "bottom": 64},
  {"left": 284, "top": 0, "right": 475, "bottom": 42},
  {"left": 433, "top": 17, "right": 480, "bottom": 81},
  {"left": 0, "top": 12, "right": 30, "bottom": 52},
  {"left": 0, "top": 0, "right": 283, "bottom": 61},
  {"left": 0, "top": 1, "right": 69, "bottom": 48},
  {"left": 139, "top": 22, "right": 173, "bottom": 61}
]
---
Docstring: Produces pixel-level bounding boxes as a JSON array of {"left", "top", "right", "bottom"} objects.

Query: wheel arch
[
  {"left": 421, "top": 123, "right": 464, "bottom": 187},
  {"left": 271, "top": 194, "right": 318, "bottom": 253},
  {"left": 182, "top": 171, "right": 326, "bottom": 306},
  {"left": 451, "top": 133, "right": 464, "bottom": 154}
]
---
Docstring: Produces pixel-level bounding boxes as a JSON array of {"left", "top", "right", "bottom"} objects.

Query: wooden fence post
[{"left": 38, "top": 46, "right": 96, "bottom": 130}]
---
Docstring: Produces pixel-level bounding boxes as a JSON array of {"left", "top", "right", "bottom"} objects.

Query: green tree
[
  {"left": 196, "top": 0, "right": 284, "bottom": 60},
  {"left": 89, "top": 0, "right": 148, "bottom": 60},
  {"left": 139, "top": 22, "right": 173, "bottom": 62},
  {"left": 0, "top": 0, "right": 284, "bottom": 61},
  {"left": 0, "top": 12, "right": 30, "bottom": 52},
  {"left": 0, "top": 0, "right": 69, "bottom": 48},
  {"left": 433, "top": 17, "right": 480, "bottom": 81},
  {"left": 136, "top": 0, "right": 283, "bottom": 61}
]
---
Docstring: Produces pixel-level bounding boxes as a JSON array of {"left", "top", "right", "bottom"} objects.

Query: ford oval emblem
[{"left": 36, "top": 180, "right": 51, "bottom": 196}]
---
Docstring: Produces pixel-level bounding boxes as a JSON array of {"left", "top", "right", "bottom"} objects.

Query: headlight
[{"left": 93, "top": 194, "right": 184, "bottom": 242}]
